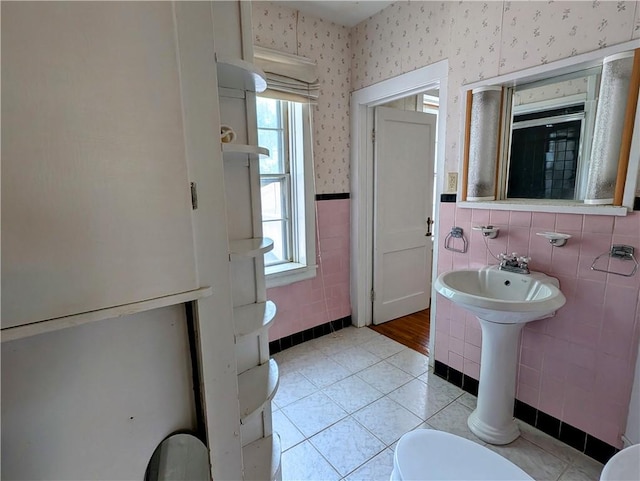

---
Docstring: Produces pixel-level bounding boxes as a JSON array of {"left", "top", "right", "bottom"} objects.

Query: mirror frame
[{"left": 459, "top": 38, "right": 640, "bottom": 215}]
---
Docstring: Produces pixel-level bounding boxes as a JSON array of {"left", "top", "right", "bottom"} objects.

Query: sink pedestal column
[{"left": 467, "top": 318, "right": 523, "bottom": 445}]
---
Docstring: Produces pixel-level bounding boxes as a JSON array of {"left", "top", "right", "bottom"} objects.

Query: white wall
[
  {"left": 1, "top": 3, "right": 201, "bottom": 479},
  {"left": 1, "top": 306, "right": 195, "bottom": 480}
]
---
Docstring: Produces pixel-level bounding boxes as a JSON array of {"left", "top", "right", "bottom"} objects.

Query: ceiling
[{"left": 272, "top": 1, "right": 394, "bottom": 27}]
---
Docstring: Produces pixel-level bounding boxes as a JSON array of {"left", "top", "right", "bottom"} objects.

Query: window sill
[
  {"left": 265, "top": 262, "right": 318, "bottom": 288},
  {"left": 457, "top": 200, "right": 628, "bottom": 216}
]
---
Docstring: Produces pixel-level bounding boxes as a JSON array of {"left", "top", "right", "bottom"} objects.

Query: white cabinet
[
  {"left": 213, "top": 2, "right": 282, "bottom": 479},
  {"left": 1, "top": 1, "right": 209, "bottom": 338}
]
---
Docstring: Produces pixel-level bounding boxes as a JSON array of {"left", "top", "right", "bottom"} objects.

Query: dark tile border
[
  {"left": 536, "top": 411, "right": 561, "bottom": 439},
  {"left": 559, "top": 422, "right": 587, "bottom": 452},
  {"left": 514, "top": 399, "right": 537, "bottom": 427},
  {"left": 315, "top": 193, "right": 350, "bottom": 201},
  {"left": 433, "top": 360, "right": 619, "bottom": 464},
  {"left": 440, "top": 193, "right": 457, "bottom": 203},
  {"left": 269, "top": 316, "right": 352, "bottom": 355},
  {"left": 585, "top": 435, "right": 619, "bottom": 463},
  {"left": 433, "top": 360, "right": 478, "bottom": 396}
]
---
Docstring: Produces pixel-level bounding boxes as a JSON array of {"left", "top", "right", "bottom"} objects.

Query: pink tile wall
[
  {"left": 435, "top": 206, "right": 640, "bottom": 448},
  {"left": 268, "top": 199, "right": 351, "bottom": 340}
]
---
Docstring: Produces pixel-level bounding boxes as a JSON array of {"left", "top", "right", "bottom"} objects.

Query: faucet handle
[{"left": 518, "top": 256, "right": 531, "bottom": 265}]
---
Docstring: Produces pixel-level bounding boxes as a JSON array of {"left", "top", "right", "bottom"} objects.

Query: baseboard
[
  {"left": 268, "top": 316, "right": 352, "bottom": 355},
  {"left": 433, "top": 360, "right": 620, "bottom": 465}
]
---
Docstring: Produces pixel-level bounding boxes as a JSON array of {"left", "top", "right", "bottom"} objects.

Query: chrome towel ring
[{"left": 590, "top": 245, "right": 638, "bottom": 277}]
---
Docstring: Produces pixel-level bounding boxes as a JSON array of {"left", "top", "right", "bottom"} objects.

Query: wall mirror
[
  {"left": 460, "top": 39, "right": 640, "bottom": 213},
  {"left": 145, "top": 432, "right": 210, "bottom": 481},
  {"left": 507, "top": 68, "right": 599, "bottom": 201}
]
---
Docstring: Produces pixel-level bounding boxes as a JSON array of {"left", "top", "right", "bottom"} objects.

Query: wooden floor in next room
[{"left": 369, "top": 309, "right": 430, "bottom": 356}]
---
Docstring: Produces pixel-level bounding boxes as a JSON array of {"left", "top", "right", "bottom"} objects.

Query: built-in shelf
[
  {"left": 242, "top": 433, "right": 282, "bottom": 481},
  {"left": 234, "top": 301, "right": 277, "bottom": 340},
  {"left": 1, "top": 286, "right": 213, "bottom": 343},
  {"left": 222, "top": 143, "right": 270, "bottom": 161},
  {"left": 216, "top": 55, "right": 267, "bottom": 93},
  {"left": 238, "top": 359, "right": 279, "bottom": 423},
  {"left": 229, "top": 237, "right": 274, "bottom": 260}
]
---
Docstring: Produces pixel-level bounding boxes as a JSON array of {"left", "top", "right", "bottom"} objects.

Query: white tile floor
[{"left": 271, "top": 326, "right": 604, "bottom": 481}]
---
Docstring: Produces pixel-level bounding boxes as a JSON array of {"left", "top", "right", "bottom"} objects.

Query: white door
[{"left": 373, "top": 106, "right": 436, "bottom": 325}]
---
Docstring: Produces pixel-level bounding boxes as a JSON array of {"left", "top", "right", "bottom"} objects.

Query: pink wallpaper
[
  {"left": 267, "top": 199, "right": 351, "bottom": 340},
  {"left": 436, "top": 205, "right": 640, "bottom": 447}
]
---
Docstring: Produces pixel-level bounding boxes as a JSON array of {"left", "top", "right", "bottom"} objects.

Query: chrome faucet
[{"left": 498, "top": 253, "right": 531, "bottom": 274}]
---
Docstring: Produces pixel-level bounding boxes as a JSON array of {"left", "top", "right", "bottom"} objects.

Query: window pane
[
  {"left": 258, "top": 129, "right": 284, "bottom": 174},
  {"left": 256, "top": 97, "right": 280, "bottom": 129},
  {"left": 508, "top": 120, "right": 581, "bottom": 200},
  {"left": 263, "top": 220, "right": 288, "bottom": 266},
  {"left": 260, "top": 177, "right": 286, "bottom": 221}
]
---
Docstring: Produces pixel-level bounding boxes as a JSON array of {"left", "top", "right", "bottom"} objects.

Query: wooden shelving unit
[
  {"left": 216, "top": 55, "right": 267, "bottom": 93},
  {"left": 229, "top": 237, "right": 274, "bottom": 260},
  {"left": 213, "top": 3, "right": 282, "bottom": 477},
  {"left": 243, "top": 434, "right": 283, "bottom": 481},
  {"left": 234, "top": 301, "right": 277, "bottom": 340},
  {"left": 238, "top": 359, "right": 279, "bottom": 422}
]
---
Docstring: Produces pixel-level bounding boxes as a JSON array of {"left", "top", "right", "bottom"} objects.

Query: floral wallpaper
[
  {"left": 513, "top": 77, "right": 590, "bottom": 107},
  {"left": 347, "top": 0, "right": 640, "bottom": 450},
  {"left": 499, "top": 1, "right": 636, "bottom": 72},
  {"left": 252, "top": 1, "right": 351, "bottom": 194},
  {"left": 351, "top": 0, "right": 640, "bottom": 173},
  {"left": 252, "top": 0, "right": 640, "bottom": 451}
]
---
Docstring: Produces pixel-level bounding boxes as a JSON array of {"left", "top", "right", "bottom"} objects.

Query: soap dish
[
  {"left": 472, "top": 225, "right": 499, "bottom": 239},
  {"left": 536, "top": 232, "right": 572, "bottom": 247}
]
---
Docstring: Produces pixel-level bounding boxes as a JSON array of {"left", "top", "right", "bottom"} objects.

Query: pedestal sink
[{"left": 434, "top": 265, "right": 566, "bottom": 445}]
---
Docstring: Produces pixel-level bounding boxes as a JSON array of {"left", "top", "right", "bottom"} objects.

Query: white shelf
[
  {"left": 234, "top": 301, "right": 277, "bottom": 340},
  {"left": 1, "top": 286, "right": 213, "bottom": 343},
  {"left": 229, "top": 237, "right": 274, "bottom": 260},
  {"left": 242, "top": 433, "right": 282, "bottom": 481},
  {"left": 222, "top": 143, "right": 270, "bottom": 161},
  {"left": 238, "top": 359, "right": 279, "bottom": 423},
  {"left": 216, "top": 55, "right": 267, "bottom": 93}
]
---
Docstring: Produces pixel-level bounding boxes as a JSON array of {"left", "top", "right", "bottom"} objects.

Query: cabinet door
[{"left": 1, "top": 2, "right": 198, "bottom": 328}]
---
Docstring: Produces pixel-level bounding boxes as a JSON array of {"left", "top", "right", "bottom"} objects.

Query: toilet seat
[
  {"left": 600, "top": 444, "right": 640, "bottom": 481},
  {"left": 392, "top": 430, "right": 533, "bottom": 480}
]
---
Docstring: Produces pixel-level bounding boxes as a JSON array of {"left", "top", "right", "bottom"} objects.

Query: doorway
[
  {"left": 372, "top": 105, "right": 436, "bottom": 325},
  {"left": 350, "top": 60, "right": 448, "bottom": 365}
]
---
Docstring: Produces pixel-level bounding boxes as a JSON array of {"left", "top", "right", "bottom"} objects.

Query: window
[
  {"left": 499, "top": 70, "right": 599, "bottom": 202},
  {"left": 508, "top": 104, "right": 585, "bottom": 200},
  {"left": 256, "top": 96, "right": 316, "bottom": 287}
]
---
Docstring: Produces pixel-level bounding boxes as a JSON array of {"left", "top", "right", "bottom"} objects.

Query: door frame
[{"left": 350, "top": 60, "right": 448, "bottom": 363}]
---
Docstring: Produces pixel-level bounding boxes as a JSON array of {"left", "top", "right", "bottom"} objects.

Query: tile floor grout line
[{"left": 273, "top": 327, "right": 603, "bottom": 481}]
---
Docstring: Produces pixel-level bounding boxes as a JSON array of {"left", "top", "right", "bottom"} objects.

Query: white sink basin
[{"left": 434, "top": 265, "right": 566, "bottom": 324}]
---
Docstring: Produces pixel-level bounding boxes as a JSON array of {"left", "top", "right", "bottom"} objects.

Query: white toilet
[
  {"left": 599, "top": 444, "right": 640, "bottom": 481},
  {"left": 392, "top": 430, "right": 533, "bottom": 480}
]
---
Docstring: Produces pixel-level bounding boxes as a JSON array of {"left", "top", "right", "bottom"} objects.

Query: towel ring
[
  {"left": 590, "top": 245, "right": 638, "bottom": 277},
  {"left": 444, "top": 227, "right": 468, "bottom": 254}
]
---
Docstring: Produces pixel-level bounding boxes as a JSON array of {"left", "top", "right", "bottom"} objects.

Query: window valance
[{"left": 254, "top": 45, "right": 319, "bottom": 103}]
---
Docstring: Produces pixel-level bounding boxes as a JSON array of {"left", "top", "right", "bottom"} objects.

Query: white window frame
[{"left": 258, "top": 99, "right": 316, "bottom": 288}]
